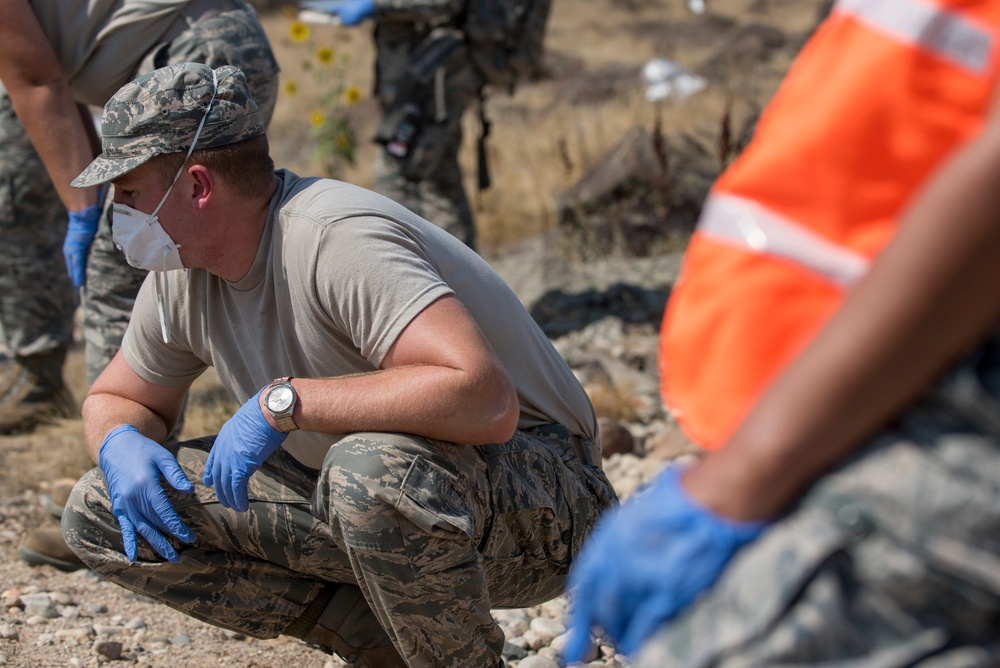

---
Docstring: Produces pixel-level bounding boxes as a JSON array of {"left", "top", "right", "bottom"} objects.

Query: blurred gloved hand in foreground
[
  {"left": 63, "top": 197, "right": 102, "bottom": 288},
  {"left": 563, "top": 466, "right": 768, "bottom": 663},
  {"left": 99, "top": 425, "right": 196, "bottom": 562},
  {"left": 204, "top": 389, "right": 287, "bottom": 512},
  {"left": 300, "top": 0, "right": 374, "bottom": 25}
]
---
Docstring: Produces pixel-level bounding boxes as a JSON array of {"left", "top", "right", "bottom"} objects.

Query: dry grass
[{"left": 259, "top": 0, "right": 825, "bottom": 253}]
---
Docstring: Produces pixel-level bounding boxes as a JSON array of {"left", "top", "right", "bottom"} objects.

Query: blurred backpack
[{"left": 463, "top": 0, "right": 553, "bottom": 90}]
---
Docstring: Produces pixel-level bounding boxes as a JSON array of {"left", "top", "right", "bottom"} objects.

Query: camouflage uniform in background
[
  {"left": 635, "top": 334, "right": 1000, "bottom": 667},
  {"left": 370, "top": 1, "right": 482, "bottom": 250},
  {"left": 0, "top": 91, "right": 79, "bottom": 425},
  {"left": 64, "top": 426, "right": 617, "bottom": 666},
  {"left": 0, "top": 96, "right": 77, "bottom": 361},
  {"left": 84, "top": 0, "right": 279, "bottom": 384}
]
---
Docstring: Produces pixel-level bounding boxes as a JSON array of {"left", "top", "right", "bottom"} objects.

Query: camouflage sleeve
[{"left": 373, "top": 0, "right": 465, "bottom": 23}]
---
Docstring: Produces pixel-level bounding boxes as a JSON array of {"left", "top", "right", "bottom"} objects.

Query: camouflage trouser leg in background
[
  {"left": 63, "top": 426, "right": 617, "bottom": 667},
  {"left": 637, "top": 339, "right": 1000, "bottom": 668},
  {"left": 372, "top": 42, "right": 480, "bottom": 251},
  {"left": 0, "top": 92, "right": 77, "bottom": 358},
  {"left": 82, "top": 1, "right": 279, "bottom": 384}
]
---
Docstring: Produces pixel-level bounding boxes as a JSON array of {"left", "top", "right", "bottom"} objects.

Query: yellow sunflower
[
  {"left": 289, "top": 21, "right": 310, "bottom": 44},
  {"left": 310, "top": 110, "right": 326, "bottom": 128},
  {"left": 284, "top": 80, "right": 298, "bottom": 96},
  {"left": 316, "top": 47, "right": 335, "bottom": 65},
  {"left": 342, "top": 85, "right": 363, "bottom": 105}
]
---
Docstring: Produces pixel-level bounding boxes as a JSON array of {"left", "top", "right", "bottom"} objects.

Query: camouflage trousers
[
  {"left": 637, "top": 338, "right": 1000, "bottom": 668},
  {"left": 0, "top": 94, "right": 77, "bottom": 358},
  {"left": 63, "top": 426, "right": 617, "bottom": 667},
  {"left": 83, "top": 0, "right": 278, "bottom": 384},
  {"left": 372, "top": 34, "right": 481, "bottom": 251}
]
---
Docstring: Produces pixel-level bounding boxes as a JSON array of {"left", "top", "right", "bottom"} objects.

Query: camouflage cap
[{"left": 72, "top": 63, "right": 264, "bottom": 188}]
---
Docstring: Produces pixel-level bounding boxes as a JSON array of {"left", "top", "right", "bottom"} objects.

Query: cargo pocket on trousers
[{"left": 395, "top": 455, "right": 477, "bottom": 578}]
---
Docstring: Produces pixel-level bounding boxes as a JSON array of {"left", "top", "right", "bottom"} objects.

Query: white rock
[
  {"left": 20, "top": 594, "right": 57, "bottom": 619},
  {"left": 49, "top": 591, "right": 74, "bottom": 606},
  {"left": 517, "top": 655, "right": 560, "bottom": 668},
  {"left": 93, "top": 624, "right": 125, "bottom": 636},
  {"left": 529, "top": 616, "right": 565, "bottom": 640}
]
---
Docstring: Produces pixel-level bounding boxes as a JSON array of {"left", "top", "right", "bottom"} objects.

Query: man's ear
[{"left": 187, "top": 164, "right": 214, "bottom": 210}]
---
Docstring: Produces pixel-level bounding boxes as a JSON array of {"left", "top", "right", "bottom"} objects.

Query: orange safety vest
[{"left": 660, "top": 0, "right": 1000, "bottom": 449}]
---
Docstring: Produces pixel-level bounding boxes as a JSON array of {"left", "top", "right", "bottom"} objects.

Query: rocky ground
[{"left": 0, "top": 238, "right": 700, "bottom": 668}]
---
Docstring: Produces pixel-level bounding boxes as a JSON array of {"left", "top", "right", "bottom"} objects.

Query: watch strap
[{"left": 267, "top": 377, "right": 299, "bottom": 433}]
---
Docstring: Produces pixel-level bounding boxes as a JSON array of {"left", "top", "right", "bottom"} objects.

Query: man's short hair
[{"left": 151, "top": 135, "right": 275, "bottom": 200}]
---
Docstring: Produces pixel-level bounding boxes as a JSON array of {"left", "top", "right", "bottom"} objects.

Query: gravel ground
[{"left": 0, "top": 454, "right": 683, "bottom": 668}]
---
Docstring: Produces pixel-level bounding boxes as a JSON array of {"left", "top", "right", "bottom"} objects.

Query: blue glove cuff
[
  {"left": 655, "top": 466, "right": 768, "bottom": 540},
  {"left": 69, "top": 202, "right": 102, "bottom": 223},
  {"left": 99, "top": 424, "right": 142, "bottom": 470}
]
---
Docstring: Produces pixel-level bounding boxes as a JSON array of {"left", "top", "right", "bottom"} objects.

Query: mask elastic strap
[{"left": 154, "top": 248, "right": 172, "bottom": 344}]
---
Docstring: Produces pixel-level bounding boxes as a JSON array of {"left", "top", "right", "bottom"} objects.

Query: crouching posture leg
[{"left": 63, "top": 427, "right": 615, "bottom": 667}]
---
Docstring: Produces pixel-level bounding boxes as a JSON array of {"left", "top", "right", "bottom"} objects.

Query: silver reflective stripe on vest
[
  {"left": 837, "top": 0, "right": 993, "bottom": 74},
  {"left": 698, "top": 193, "right": 871, "bottom": 287}
]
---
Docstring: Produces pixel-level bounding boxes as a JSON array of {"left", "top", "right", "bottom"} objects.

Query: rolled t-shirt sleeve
[{"left": 308, "top": 215, "right": 455, "bottom": 367}]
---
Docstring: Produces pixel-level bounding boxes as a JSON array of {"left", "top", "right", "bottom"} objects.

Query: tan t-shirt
[
  {"left": 123, "top": 171, "right": 599, "bottom": 468},
  {"left": 18, "top": 0, "right": 188, "bottom": 105}
]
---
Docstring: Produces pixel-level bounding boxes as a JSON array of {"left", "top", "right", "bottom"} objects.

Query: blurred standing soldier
[
  {"left": 565, "top": 0, "right": 1000, "bottom": 665},
  {"left": 62, "top": 62, "right": 615, "bottom": 668},
  {"left": 0, "top": 0, "right": 279, "bottom": 569},
  {"left": 303, "top": 0, "right": 551, "bottom": 252}
]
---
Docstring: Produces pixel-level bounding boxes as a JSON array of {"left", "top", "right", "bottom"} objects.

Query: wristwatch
[{"left": 263, "top": 377, "right": 299, "bottom": 432}]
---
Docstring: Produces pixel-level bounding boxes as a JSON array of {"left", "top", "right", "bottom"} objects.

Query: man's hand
[
  {"left": 99, "top": 425, "right": 197, "bottom": 562},
  {"left": 63, "top": 200, "right": 101, "bottom": 288},
  {"left": 301, "top": 0, "right": 374, "bottom": 25},
  {"left": 203, "top": 389, "right": 287, "bottom": 512},
  {"left": 563, "top": 467, "right": 768, "bottom": 663}
]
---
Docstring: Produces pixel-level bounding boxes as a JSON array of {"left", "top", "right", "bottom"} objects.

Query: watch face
[{"left": 266, "top": 385, "right": 294, "bottom": 413}]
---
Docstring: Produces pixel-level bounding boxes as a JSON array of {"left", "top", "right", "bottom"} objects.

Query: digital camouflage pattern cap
[{"left": 72, "top": 63, "right": 264, "bottom": 188}]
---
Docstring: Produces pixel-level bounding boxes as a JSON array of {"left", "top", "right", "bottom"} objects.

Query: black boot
[
  {"left": 0, "top": 347, "right": 76, "bottom": 434},
  {"left": 285, "top": 585, "right": 408, "bottom": 667}
]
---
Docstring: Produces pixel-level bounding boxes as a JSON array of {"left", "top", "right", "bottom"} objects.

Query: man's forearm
[
  {"left": 82, "top": 393, "right": 172, "bottom": 464},
  {"left": 683, "top": 120, "right": 1000, "bottom": 521},
  {"left": 11, "top": 84, "right": 100, "bottom": 211},
  {"left": 288, "top": 361, "right": 519, "bottom": 446}
]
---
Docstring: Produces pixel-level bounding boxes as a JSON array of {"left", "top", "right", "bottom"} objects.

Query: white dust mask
[
  {"left": 111, "top": 201, "right": 184, "bottom": 272},
  {"left": 111, "top": 69, "right": 219, "bottom": 343}
]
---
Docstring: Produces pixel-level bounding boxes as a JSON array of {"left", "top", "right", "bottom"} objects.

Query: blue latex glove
[
  {"left": 301, "top": 0, "right": 374, "bottom": 25},
  {"left": 98, "top": 425, "right": 197, "bottom": 563},
  {"left": 563, "top": 466, "right": 768, "bottom": 663},
  {"left": 203, "top": 389, "right": 287, "bottom": 512},
  {"left": 63, "top": 198, "right": 102, "bottom": 288}
]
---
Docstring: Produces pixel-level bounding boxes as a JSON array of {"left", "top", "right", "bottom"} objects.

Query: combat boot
[
  {"left": 286, "top": 584, "right": 408, "bottom": 667},
  {"left": 0, "top": 347, "right": 77, "bottom": 434},
  {"left": 18, "top": 526, "right": 86, "bottom": 572},
  {"left": 45, "top": 478, "right": 79, "bottom": 519}
]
